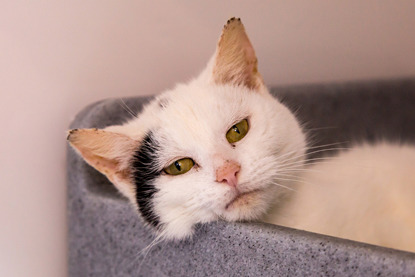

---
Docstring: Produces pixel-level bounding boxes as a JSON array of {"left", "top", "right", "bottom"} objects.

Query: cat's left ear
[
  {"left": 67, "top": 128, "right": 138, "bottom": 201},
  {"left": 209, "top": 17, "right": 265, "bottom": 91}
]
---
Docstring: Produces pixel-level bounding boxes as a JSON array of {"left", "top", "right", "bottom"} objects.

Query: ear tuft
[
  {"left": 66, "top": 128, "right": 78, "bottom": 140},
  {"left": 224, "top": 17, "right": 240, "bottom": 26}
]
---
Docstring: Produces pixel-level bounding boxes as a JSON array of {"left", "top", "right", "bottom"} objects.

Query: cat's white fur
[
  {"left": 69, "top": 18, "right": 415, "bottom": 252},
  {"left": 107, "top": 82, "right": 305, "bottom": 239},
  {"left": 265, "top": 143, "right": 415, "bottom": 252}
]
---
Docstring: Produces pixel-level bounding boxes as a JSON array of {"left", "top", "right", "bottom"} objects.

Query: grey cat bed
[{"left": 67, "top": 78, "right": 415, "bottom": 276}]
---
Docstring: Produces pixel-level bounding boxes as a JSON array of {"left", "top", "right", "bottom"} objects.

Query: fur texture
[
  {"left": 68, "top": 18, "right": 415, "bottom": 252},
  {"left": 264, "top": 143, "right": 415, "bottom": 252}
]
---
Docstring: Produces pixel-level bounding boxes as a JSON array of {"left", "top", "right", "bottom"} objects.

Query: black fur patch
[{"left": 132, "top": 133, "right": 162, "bottom": 228}]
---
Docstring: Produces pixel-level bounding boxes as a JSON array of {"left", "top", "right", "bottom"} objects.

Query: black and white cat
[{"left": 68, "top": 18, "right": 415, "bottom": 252}]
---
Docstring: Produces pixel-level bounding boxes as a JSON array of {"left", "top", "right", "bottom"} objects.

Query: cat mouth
[{"left": 225, "top": 189, "right": 261, "bottom": 210}]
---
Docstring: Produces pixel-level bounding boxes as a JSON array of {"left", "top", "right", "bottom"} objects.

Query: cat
[{"left": 68, "top": 17, "right": 415, "bottom": 252}]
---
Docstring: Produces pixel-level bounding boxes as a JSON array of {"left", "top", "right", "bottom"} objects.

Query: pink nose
[{"left": 216, "top": 160, "right": 241, "bottom": 188}]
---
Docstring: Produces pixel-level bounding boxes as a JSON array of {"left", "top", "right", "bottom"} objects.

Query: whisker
[
  {"left": 277, "top": 146, "right": 349, "bottom": 165},
  {"left": 274, "top": 173, "right": 308, "bottom": 181},
  {"left": 281, "top": 142, "right": 347, "bottom": 161},
  {"left": 305, "top": 126, "right": 338, "bottom": 131},
  {"left": 273, "top": 143, "right": 337, "bottom": 164},
  {"left": 275, "top": 176, "right": 315, "bottom": 186},
  {"left": 307, "top": 141, "right": 348, "bottom": 150},
  {"left": 133, "top": 229, "right": 167, "bottom": 274},
  {"left": 118, "top": 98, "right": 138, "bottom": 119},
  {"left": 270, "top": 181, "right": 296, "bottom": 192},
  {"left": 279, "top": 157, "right": 341, "bottom": 170},
  {"left": 278, "top": 167, "right": 325, "bottom": 174}
]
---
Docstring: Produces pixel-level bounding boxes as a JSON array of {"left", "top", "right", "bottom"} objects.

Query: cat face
[{"left": 68, "top": 18, "right": 306, "bottom": 240}]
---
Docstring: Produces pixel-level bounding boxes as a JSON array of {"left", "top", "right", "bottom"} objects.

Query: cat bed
[{"left": 67, "top": 78, "right": 415, "bottom": 276}]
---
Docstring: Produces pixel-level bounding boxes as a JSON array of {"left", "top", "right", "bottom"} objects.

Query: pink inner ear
[
  {"left": 68, "top": 128, "right": 136, "bottom": 183},
  {"left": 83, "top": 151, "right": 119, "bottom": 175}
]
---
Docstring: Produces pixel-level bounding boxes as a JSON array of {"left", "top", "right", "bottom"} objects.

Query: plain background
[{"left": 1, "top": 1, "right": 415, "bottom": 276}]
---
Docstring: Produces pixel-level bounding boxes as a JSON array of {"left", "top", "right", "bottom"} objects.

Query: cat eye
[
  {"left": 226, "top": 119, "right": 249, "bottom": 144},
  {"left": 164, "top": 158, "right": 195, "bottom": 175}
]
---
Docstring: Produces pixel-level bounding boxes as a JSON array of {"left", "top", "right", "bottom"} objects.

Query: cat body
[
  {"left": 68, "top": 18, "right": 415, "bottom": 252},
  {"left": 265, "top": 143, "right": 415, "bottom": 252}
]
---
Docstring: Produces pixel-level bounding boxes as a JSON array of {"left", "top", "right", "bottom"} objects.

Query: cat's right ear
[
  {"left": 67, "top": 128, "right": 138, "bottom": 201},
  {"left": 203, "top": 17, "right": 265, "bottom": 92}
]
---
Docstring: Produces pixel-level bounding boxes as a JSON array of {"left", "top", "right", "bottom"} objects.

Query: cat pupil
[
  {"left": 233, "top": 126, "right": 240, "bottom": 134},
  {"left": 175, "top": 161, "right": 181, "bottom": 171}
]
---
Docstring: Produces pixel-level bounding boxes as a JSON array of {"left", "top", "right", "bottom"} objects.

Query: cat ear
[
  {"left": 67, "top": 128, "right": 138, "bottom": 201},
  {"left": 210, "top": 17, "right": 264, "bottom": 91}
]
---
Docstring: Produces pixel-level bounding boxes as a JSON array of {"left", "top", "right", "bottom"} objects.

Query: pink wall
[{"left": 1, "top": 1, "right": 415, "bottom": 276}]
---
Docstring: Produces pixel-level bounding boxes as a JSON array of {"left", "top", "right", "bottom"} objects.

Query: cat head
[{"left": 68, "top": 18, "right": 306, "bottom": 240}]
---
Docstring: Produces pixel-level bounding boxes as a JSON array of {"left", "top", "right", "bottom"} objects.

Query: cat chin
[
  {"left": 158, "top": 218, "right": 196, "bottom": 241},
  {"left": 155, "top": 187, "right": 276, "bottom": 240},
  {"left": 218, "top": 188, "right": 276, "bottom": 222}
]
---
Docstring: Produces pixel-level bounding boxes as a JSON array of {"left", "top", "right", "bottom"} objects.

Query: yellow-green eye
[
  {"left": 164, "top": 158, "right": 195, "bottom": 175},
  {"left": 226, "top": 119, "right": 249, "bottom": 144}
]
